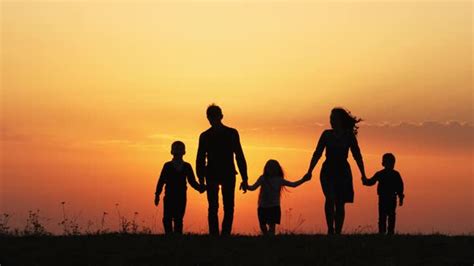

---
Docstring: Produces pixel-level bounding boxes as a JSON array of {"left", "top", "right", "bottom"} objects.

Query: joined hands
[
  {"left": 303, "top": 172, "right": 312, "bottom": 181},
  {"left": 239, "top": 180, "right": 248, "bottom": 193},
  {"left": 198, "top": 183, "right": 206, "bottom": 194}
]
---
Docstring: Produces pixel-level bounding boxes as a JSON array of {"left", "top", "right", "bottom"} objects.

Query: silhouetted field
[{"left": 0, "top": 234, "right": 472, "bottom": 266}]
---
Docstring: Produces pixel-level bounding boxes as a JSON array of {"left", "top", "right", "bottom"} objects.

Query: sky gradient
[{"left": 1, "top": 1, "right": 472, "bottom": 234}]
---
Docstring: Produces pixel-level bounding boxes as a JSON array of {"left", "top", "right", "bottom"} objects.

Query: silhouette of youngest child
[
  {"left": 246, "top": 160, "right": 310, "bottom": 235},
  {"left": 154, "top": 141, "right": 205, "bottom": 234},
  {"left": 363, "top": 153, "right": 404, "bottom": 235}
]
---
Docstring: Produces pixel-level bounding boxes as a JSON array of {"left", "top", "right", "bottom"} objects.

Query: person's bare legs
[
  {"left": 325, "top": 198, "right": 335, "bottom": 235},
  {"left": 334, "top": 201, "right": 345, "bottom": 235},
  {"left": 259, "top": 221, "right": 268, "bottom": 235},
  {"left": 268, "top": 223, "right": 276, "bottom": 235}
]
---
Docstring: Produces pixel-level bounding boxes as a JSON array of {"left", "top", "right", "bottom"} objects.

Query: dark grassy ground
[{"left": 0, "top": 234, "right": 472, "bottom": 266}]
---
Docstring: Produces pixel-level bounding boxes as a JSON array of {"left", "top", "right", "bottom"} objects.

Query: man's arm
[
  {"left": 196, "top": 134, "right": 207, "bottom": 185},
  {"left": 234, "top": 130, "right": 248, "bottom": 182}
]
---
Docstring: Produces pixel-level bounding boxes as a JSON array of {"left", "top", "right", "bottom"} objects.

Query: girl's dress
[{"left": 257, "top": 176, "right": 283, "bottom": 224}]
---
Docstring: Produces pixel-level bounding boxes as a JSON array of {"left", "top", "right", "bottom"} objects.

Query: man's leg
[
  {"left": 206, "top": 179, "right": 220, "bottom": 236},
  {"left": 221, "top": 176, "right": 236, "bottom": 236}
]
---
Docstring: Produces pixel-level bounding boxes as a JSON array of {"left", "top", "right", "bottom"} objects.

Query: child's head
[
  {"left": 171, "top": 141, "right": 186, "bottom": 157},
  {"left": 263, "top": 159, "right": 284, "bottom": 178},
  {"left": 382, "top": 153, "right": 396, "bottom": 169}
]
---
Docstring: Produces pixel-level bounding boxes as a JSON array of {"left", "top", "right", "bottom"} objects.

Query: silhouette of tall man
[{"left": 196, "top": 104, "right": 248, "bottom": 236}]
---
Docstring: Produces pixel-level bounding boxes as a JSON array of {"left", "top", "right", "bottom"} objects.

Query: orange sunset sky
[{"left": 1, "top": 1, "right": 472, "bottom": 234}]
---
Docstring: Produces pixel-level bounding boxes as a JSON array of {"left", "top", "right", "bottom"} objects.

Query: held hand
[
  {"left": 239, "top": 181, "right": 248, "bottom": 193},
  {"left": 399, "top": 197, "right": 404, "bottom": 206},
  {"left": 199, "top": 184, "right": 207, "bottom": 194},
  {"left": 303, "top": 173, "right": 312, "bottom": 181},
  {"left": 154, "top": 196, "right": 159, "bottom": 206}
]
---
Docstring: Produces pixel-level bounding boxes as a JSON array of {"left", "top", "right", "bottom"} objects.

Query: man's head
[
  {"left": 171, "top": 141, "right": 186, "bottom": 157},
  {"left": 382, "top": 153, "right": 396, "bottom": 170},
  {"left": 206, "top": 104, "right": 223, "bottom": 127}
]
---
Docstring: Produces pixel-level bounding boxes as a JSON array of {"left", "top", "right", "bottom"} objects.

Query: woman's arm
[
  {"left": 247, "top": 176, "right": 263, "bottom": 191},
  {"left": 364, "top": 173, "right": 378, "bottom": 186},
  {"left": 350, "top": 134, "right": 366, "bottom": 178},
  {"left": 282, "top": 176, "right": 308, "bottom": 188},
  {"left": 307, "top": 131, "right": 327, "bottom": 175}
]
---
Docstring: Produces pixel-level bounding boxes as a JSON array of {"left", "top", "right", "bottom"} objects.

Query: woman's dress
[{"left": 313, "top": 129, "right": 362, "bottom": 203}]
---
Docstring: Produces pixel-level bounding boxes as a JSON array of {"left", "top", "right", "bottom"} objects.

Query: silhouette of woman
[{"left": 305, "top": 108, "right": 367, "bottom": 235}]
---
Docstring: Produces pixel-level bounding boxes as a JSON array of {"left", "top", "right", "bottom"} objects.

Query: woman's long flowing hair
[{"left": 331, "top": 107, "right": 363, "bottom": 136}]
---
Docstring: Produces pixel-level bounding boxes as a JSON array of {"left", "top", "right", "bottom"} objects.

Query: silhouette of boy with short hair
[
  {"left": 154, "top": 141, "right": 205, "bottom": 234},
  {"left": 363, "top": 153, "right": 404, "bottom": 235}
]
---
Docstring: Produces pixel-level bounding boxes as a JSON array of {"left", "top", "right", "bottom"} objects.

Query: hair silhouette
[
  {"left": 261, "top": 159, "right": 286, "bottom": 196},
  {"left": 331, "top": 107, "right": 362, "bottom": 136},
  {"left": 382, "top": 153, "right": 396, "bottom": 169},
  {"left": 207, "top": 104, "right": 223, "bottom": 120},
  {"left": 171, "top": 141, "right": 185, "bottom": 155}
]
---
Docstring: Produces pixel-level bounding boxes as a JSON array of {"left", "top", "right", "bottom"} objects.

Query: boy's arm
[
  {"left": 282, "top": 176, "right": 308, "bottom": 188},
  {"left": 186, "top": 163, "right": 204, "bottom": 192},
  {"left": 247, "top": 176, "right": 263, "bottom": 191},
  {"left": 364, "top": 172, "right": 378, "bottom": 186},
  {"left": 397, "top": 172, "right": 405, "bottom": 203},
  {"left": 155, "top": 165, "right": 167, "bottom": 205}
]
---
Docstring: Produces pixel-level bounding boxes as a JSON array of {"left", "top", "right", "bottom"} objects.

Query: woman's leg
[
  {"left": 258, "top": 208, "right": 268, "bottom": 235},
  {"left": 268, "top": 223, "right": 276, "bottom": 235},
  {"left": 259, "top": 221, "right": 268, "bottom": 235},
  {"left": 334, "top": 200, "right": 345, "bottom": 234},
  {"left": 325, "top": 198, "right": 335, "bottom": 235}
]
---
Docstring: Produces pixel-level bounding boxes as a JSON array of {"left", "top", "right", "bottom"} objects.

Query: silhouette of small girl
[
  {"left": 154, "top": 141, "right": 205, "bottom": 234},
  {"left": 246, "top": 160, "right": 310, "bottom": 235},
  {"left": 363, "top": 153, "right": 404, "bottom": 235}
]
